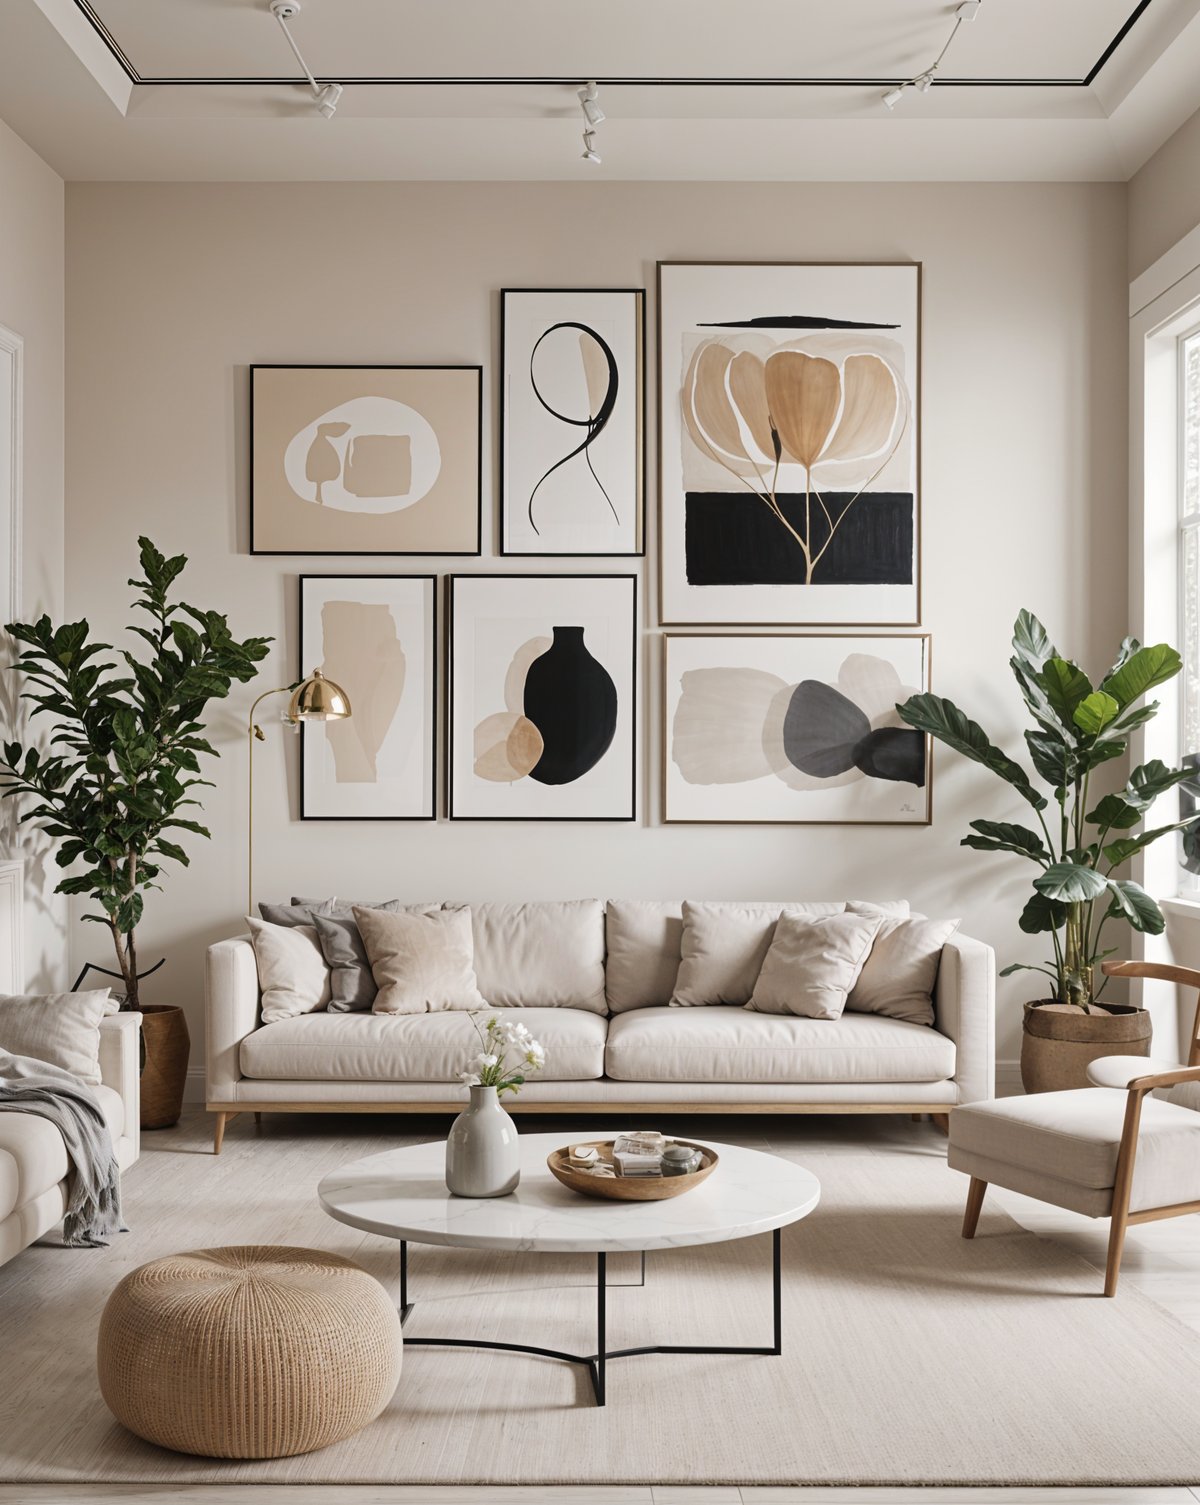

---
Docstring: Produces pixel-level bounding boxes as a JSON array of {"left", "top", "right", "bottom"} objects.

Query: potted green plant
[
  {"left": 898, "top": 610, "right": 1197, "bottom": 1092},
  {"left": 0, "top": 538, "right": 270, "bottom": 1127}
]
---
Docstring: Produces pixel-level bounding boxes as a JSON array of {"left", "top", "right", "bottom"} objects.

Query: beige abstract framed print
[
  {"left": 251, "top": 365, "right": 481, "bottom": 555},
  {"left": 662, "top": 632, "right": 932, "bottom": 824},
  {"left": 658, "top": 261, "right": 920, "bottom": 625},
  {"left": 299, "top": 574, "right": 436, "bottom": 820}
]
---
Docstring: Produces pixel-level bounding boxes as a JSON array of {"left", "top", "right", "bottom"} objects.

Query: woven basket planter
[
  {"left": 97, "top": 1246, "right": 402, "bottom": 1458},
  {"left": 138, "top": 1004, "right": 190, "bottom": 1130},
  {"left": 1020, "top": 1000, "right": 1152, "bottom": 1094}
]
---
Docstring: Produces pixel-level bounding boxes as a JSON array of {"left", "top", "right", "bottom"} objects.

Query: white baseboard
[{"left": 184, "top": 1067, "right": 207, "bottom": 1105}]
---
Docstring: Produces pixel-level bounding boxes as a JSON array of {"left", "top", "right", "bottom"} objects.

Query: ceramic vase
[
  {"left": 445, "top": 1084, "right": 520, "bottom": 1197},
  {"left": 523, "top": 625, "right": 617, "bottom": 786}
]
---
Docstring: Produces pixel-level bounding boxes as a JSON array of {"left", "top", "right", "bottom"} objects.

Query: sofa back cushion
[
  {"left": 358, "top": 907, "right": 488, "bottom": 1014},
  {"left": 747, "top": 911, "right": 883, "bottom": 1019},
  {"left": 469, "top": 900, "right": 607, "bottom": 1014},
  {"left": 669, "top": 899, "right": 910, "bottom": 1009},
  {"left": 845, "top": 906, "right": 961, "bottom": 1026},
  {"left": 247, "top": 917, "right": 332, "bottom": 1023},
  {"left": 605, "top": 900, "right": 685, "bottom": 1013}
]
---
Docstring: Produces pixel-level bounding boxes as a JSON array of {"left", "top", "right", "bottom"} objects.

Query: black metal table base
[{"left": 397, "top": 1227, "right": 782, "bottom": 1407}]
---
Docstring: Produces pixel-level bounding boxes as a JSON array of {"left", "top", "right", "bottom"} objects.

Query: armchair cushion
[{"left": 0, "top": 990, "right": 110, "bottom": 1087}]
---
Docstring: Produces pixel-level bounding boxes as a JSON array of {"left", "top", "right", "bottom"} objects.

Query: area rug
[{"left": 2, "top": 1118, "right": 1199, "bottom": 1487}]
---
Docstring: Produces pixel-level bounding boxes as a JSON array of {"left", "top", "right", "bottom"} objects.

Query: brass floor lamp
[{"left": 247, "top": 668, "right": 352, "bottom": 915}]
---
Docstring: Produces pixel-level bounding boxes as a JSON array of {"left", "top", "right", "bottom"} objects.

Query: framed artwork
[
  {"left": 251, "top": 365, "right": 481, "bottom": 555},
  {"left": 657, "top": 261, "right": 921, "bottom": 625},
  {"left": 662, "top": 633, "right": 931, "bottom": 825},
  {"left": 448, "top": 573, "right": 637, "bottom": 821},
  {"left": 500, "top": 289, "right": 645, "bottom": 556},
  {"left": 299, "top": 574, "right": 436, "bottom": 820}
]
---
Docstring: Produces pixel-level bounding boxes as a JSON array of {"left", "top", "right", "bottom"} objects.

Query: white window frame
[{"left": 1177, "top": 321, "right": 1200, "bottom": 893}]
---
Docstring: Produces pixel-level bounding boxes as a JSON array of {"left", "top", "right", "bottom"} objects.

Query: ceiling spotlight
[
  {"left": 267, "top": 0, "right": 344, "bottom": 120},
  {"left": 881, "top": 0, "right": 981, "bottom": 111},
  {"left": 915, "top": 72, "right": 935, "bottom": 93},
  {"left": 881, "top": 85, "right": 906, "bottom": 110},
  {"left": 578, "top": 81, "right": 606, "bottom": 127},
  {"left": 581, "top": 130, "right": 602, "bottom": 164},
  {"left": 957, "top": 0, "right": 982, "bottom": 16}
]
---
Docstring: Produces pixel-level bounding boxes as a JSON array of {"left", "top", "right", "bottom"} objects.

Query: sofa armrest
[
  {"left": 206, "top": 935, "right": 260, "bottom": 1103},
  {"left": 98, "top": 1011, "right": 141, "bottom": 1165},
  {"left": 934, "top": 933, "right": 995, "bottom": 1104}
]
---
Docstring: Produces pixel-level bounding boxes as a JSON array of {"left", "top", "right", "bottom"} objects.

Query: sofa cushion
[
  {"left": 468, "top": 901, "right": 607, "bottom": 1014},
  {"left": 846, "top": 906, "right": 960, "bottom": 1027},
  {"left": 605, "top": 1006, "right": 955, "bottom": 1084},
  {"left": 950, "top": 1090, "right": 1200, "bottom": 1211},
  {"left": 240, "top": 1007, "right": 606, "bottom": 1083},
  {"left": 313, "top": 904, "right": 437, "bottom": 1013},
  {"left": 0, "top": 1084, "right": 124, "bottom": 1221},
  {"left": 747, "top": 911, "right": 883, "bottom": 1020},
  {"left": 247, "top": 918, "right": 331, "bottom": 1023},
  {"left": 359, "top": 907, "right": 488, "bottom": 1014},
  {"left": 0, "top": 990, "right": 111, "bottom": 1087},
  {"left": 605, "top": 900, "right": 684, "bottom": 1013},
  {"left": 670, "top": 901, "right": 850, "bottom": 1008}
]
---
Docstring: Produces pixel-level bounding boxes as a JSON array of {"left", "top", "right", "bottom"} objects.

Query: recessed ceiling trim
[{"left": 68, "top": 0, "right": 1155, "bottom": 91}]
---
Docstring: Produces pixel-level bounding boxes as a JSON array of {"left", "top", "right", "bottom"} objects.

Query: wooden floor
[{"left": 3, "top": 1108, "right": 1198, "bottom": 1505}]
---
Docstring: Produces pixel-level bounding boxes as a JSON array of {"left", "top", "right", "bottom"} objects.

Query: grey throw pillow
[
  {"left": 258, "top": 900, "right": 336, "bottom": 928},
  {"left": 312, "top": 902, "right": 441, "bottom": 1011}
]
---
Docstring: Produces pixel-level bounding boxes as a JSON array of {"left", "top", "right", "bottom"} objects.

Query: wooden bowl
[{"left": 546, "top": 1139, "right": 718, "bottom": 1202}]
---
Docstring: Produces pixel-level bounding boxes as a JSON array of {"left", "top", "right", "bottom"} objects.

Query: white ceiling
[{"left": 1, "top": 0, "right": 1199, "bottom": 182}]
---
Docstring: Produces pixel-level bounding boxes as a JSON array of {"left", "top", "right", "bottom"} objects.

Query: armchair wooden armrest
[{"left": 1127, "top": 1064, "right": 1200, "bottom": 1094}]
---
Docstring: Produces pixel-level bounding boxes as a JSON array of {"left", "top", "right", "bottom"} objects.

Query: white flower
[
  {"left": 458, "top": 1070, "right": 481, "bottom": 1086},
  {"left": 479, "top": 1053, "right": 499, "bottom": 1068}
]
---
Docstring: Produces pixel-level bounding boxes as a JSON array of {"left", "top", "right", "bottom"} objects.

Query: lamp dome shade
[{"left": 289, "top": 668, "right": 352, "bottom": 721}]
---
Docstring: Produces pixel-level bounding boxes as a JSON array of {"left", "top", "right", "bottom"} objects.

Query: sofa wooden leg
[
  {"left": 931, "top": 1113, "right": 950, "bottom": 1135},
  {"left": 962, "top": 1177, "right": 987, "bottom": 1239},
  {"left": 213, "top": 1111, "right": 238, "bottom": 1155}
]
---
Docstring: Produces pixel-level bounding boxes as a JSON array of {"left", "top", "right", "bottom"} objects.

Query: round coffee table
[{"left": 318, "top": 1131, "right": 819, "bottom": 1406}]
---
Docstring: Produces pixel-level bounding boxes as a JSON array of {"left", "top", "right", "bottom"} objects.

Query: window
[{"left": 1179, "top": 325, "right": 1200, "bottom": 889}]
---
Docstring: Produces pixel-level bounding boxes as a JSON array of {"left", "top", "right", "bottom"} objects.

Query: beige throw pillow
[
  {"left": 846, "top": 904, "right": 961, "bottom": 1026},
  {"left": 357, "top": 906, "right": 488, "bottom": 1014},
  {"left": 247, "top": 917, "right": 332, "bottom": 1024},
  {"left": 0, "top": 989, "right": 111, "bottom": 1085},
  {"left": 746, "top": 912, "right": 883, "bottom": 1020},
  {"left": 670, "top": 901, "right": 847, "bottom": 1007}
]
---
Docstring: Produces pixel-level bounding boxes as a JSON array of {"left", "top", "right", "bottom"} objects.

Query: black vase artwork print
[
  {"left": 501, "top": 290, "right": 645, "bottom": 556},
  {"left": 250, "top": 365, "right": 482, "bottom": 556},
  {"left": 658, "top": 263, "right": 920, "bottom": 625},
  {"left": 449, "top": 574, "right": 637, "bottom": 821},
  {"left": 663, "top": 634, "right": 932, "bottom": 824}
]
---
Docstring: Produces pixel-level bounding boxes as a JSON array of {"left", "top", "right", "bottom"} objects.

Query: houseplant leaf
[
  {"left": 1012, "top": 610, "right": 1058, "bottom": 670},
  {"left": 896, "top": 694, "right": 1047, "bottom": 810},
  {"left": 1105, "top": 879, "right": 1166, "bottom": 935},
  {"left": 1034, "top": 863, "right": 1109, "bottom": 903},
  {"left": 961, "top": 820, "right": 1050, "bottom": 863},
  {"left": 1019, "top": 892, "right": 1067, "bottom": 934},
  {"left": 1038, "top": 658, "right": 1093, "bottom": 728},
  {"left": 1072, "top": 692, "right": 1120, "bottom": 737},
  {"left": 1025, "top": 729, "right": 1075, "bottom": 788},
  {"left": 1099, "top": 644, "right": 1182, "bottom": 708}
]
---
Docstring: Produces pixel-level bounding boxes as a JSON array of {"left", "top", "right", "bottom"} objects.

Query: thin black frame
[
  {"left": 446, "top": 572, "right": 638, "bottom": 822},
  {"left": 655, "top": 260, "right": 922, "bottom": 628},
  {"left": 499, "top": 289, "right": 646, "bottom": 558},
  {"left": 298, "top": 572, "right": 438, "bottom": 821},
  {"left": 250, "top": 364, "right": 483, "bottom": 557},
  {"left": 660, "top": 631, "right": 933, "bottom": 826}
]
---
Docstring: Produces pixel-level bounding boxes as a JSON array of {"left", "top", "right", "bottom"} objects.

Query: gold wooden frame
[
  {"left": 660, "top": 631, "right": 933, "bottom": 826},
  {"left": 961, "top": 958, "right": 1200, "bottom": 1297}
]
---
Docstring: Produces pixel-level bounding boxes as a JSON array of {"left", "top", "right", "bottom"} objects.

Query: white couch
[
  {"left": 0, "top": 1012, "right": 141, "bottom": 1267},
  {"left": 206, "top": 900, "right": 994, "bottom": 1153}
]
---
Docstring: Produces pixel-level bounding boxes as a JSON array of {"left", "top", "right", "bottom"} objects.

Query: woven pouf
[{"left": 97, "top": 1246, "right": 402, "bottom": 1459}]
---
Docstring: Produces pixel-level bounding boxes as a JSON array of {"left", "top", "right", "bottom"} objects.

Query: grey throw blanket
[{"left": 0, "top": 1049, "right": 123, "bottom": 1246}]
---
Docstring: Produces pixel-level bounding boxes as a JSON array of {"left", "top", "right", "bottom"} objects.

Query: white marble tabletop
[{"left": 318, "top": 1132, "right": 820, "bottom": 1254}]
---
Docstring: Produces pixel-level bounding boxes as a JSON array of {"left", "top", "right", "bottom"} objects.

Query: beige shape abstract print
[
  {"left": 300, "top": 575, "right": 436, "bottom": 820},
  {"left": 663, "top": 634, "right": 931, "bottom": 824}
]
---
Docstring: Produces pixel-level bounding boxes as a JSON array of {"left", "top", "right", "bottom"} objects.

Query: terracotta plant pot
[
  {"left": 139, "top": 1004, "right": 190, "bottom": 1129},
  {"left": 1020, "top": 999, "right": 1152, "bottom": 1094}
]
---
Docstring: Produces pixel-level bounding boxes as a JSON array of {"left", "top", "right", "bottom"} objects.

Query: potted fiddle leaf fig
[
  {"left": 0, "top": 538, "right": 271, "bottom": 1127},
  {"left": 898, "top": 610, "right": 1198, "bottom": 1092}
]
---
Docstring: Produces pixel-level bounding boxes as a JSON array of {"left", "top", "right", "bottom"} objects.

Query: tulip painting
[
  {"left": 658, "top": 262, "right": 920, "bottom": 626},
  {"left": 682, "top": 338, "right": 909, "bottom": 585}
]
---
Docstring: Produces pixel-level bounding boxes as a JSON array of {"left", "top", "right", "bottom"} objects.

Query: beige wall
[
  {"left": 1129, "top": 103, "right": 1200, "bottom": 279},
  {"left": 0, "top": 117, "right": 64, "bottom": 989},
  {"left": 64, "top": 180, "right": 1128, "bottom": 1085}
]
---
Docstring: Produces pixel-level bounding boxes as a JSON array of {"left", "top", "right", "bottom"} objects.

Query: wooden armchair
[{"left": 949, "top": 959, "right": 1200, "bottom": 1296}]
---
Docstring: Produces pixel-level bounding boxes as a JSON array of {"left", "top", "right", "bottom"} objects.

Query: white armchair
[{"left": 948, "top": 959, "right": 1200, "bottom": 1297}]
